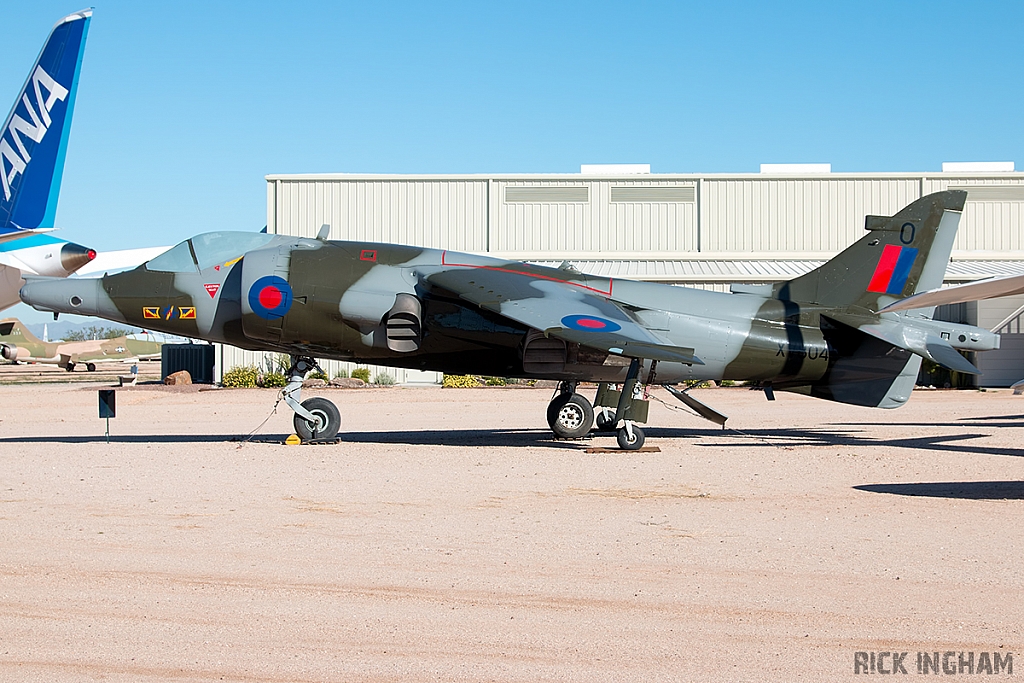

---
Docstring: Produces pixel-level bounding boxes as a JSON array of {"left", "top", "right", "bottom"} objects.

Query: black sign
[{"left": 98, "top": 389, "right": 116, "bottom": 419}]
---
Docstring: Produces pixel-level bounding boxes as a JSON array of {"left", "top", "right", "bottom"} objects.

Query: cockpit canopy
[{"left": 146, "top": 232, "right": 276, "bottom": 273}]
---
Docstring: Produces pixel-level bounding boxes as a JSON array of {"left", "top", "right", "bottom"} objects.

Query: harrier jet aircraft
[
  {"left": 21, "top": 190, "right": 1004, "bottom": 448},
  {"left": 0, "top": 9, "right": 98, "bottom": 310}
]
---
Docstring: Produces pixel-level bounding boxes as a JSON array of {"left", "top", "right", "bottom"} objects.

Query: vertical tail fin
[
  {"left": 774, "top": 191, "right": 971, "bottom": 408},
  {"left": 0, "top": 318, "right": 42, "bottom": 345},
  {"left": 0, "top": 9, "right": 92, "bottom": 233},
  {"left": 775, "top": 190, "right": 967, "bottom": 311}
]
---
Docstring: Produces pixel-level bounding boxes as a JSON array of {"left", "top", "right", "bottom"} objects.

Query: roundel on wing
[
  {"left": 560, "top": 314, "right": 622, "bottom": 332},
  {"left": 248, "top": 275, "right": 293, "bottom": 320}
]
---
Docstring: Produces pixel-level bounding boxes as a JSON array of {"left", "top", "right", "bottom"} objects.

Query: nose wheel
[
  {"left": 293, "top": 396, "right": 342, "bottom": 441},
  {"left": 282, "top": 355, "right": 342, "bottom": 442}
]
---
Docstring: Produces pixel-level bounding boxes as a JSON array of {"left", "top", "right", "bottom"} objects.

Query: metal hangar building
[{"left": 217, "top": 163, "right": 1024, "bottom": 387}]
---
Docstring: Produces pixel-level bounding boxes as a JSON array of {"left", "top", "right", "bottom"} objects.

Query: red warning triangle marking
[{"left": 204, "top": 283, "right": 220, "bottom": 298}]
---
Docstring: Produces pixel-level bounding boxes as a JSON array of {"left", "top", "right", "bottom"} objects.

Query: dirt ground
[{"left": 0, "top": 382, "right": 1021, "bottom": 682}]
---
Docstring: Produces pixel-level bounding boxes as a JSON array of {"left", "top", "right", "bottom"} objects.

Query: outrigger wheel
[{"left": 616, "top": 424, "right": 646, "bottom": 450}]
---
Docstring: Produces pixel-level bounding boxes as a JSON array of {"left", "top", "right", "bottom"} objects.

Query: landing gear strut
[
  {"left": 282, "top": 355, "right": 342, "bottom": 440},
  {"left": 546, "top": 381, "right": 594, "bottom": 439},
  {"left": 613, "top": 358, "right": 646, "bottom": 450},
  {"left": 593, "top": 359, "right": 654, "bottom": 450}
]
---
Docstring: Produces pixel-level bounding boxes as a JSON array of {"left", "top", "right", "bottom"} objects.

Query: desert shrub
[
  {"left": 261, "top": 353, "right": 290, "bottom": 375},
  {"left": 684, "top": 380, "right": 712, "bottom": 389},
  {"left": 308, "top": 370, "right": 329, "bottom": 381},
  {"left": 443, "top": 374, "right": 481, "bottom": 388},
  {"left": 333, "top": 368, "right": 349, "bottom": 379},
  {"left": 351, "top": 367, "right": 371, "bottom": 382},
  {"left": 719, "top": 379, "right": 736, "bottom": 387},
  {"left": 222, "top": 365, "right": 258, "bottom": 388},
  {"left": 259, "top": 372, "right": 287, "bottom": 388},
  {"left": 484, "top": 376, "right": 507, "bottom": 386},
  {"left": 373, "top": 372, "right": 396, "bottom": 386}
]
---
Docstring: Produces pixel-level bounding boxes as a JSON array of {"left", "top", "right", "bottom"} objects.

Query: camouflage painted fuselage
[
  {"left": 40, "top": 240, "right": 830, "bottom": 377},
  {"left": 21, "top": 191, "right": 998, "bottom": 408}
]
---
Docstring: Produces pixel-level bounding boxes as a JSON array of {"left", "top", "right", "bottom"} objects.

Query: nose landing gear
[{"left": 282, "top": 355, "right": 342, "bottom": 441}]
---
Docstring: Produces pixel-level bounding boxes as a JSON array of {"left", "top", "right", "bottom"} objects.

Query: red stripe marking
[
  {"left": 867, "top": 244, "right": 902, "bottom": 293},
  {"left": 441, "top": 251, "right": 614, "bottom": 297}
]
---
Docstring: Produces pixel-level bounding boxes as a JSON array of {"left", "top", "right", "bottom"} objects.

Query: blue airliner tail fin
[{"left": 0, "top": 8, "right": 92, "bottom": 234}]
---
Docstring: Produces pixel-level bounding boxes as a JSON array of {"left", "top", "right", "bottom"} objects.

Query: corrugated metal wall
[
  {"left": 923, "top": 177, "right": 1024, "bottom": 252},
  {"left": 269, "top": 178, "right": 488, "bottom": 251},
  {"left": 215, "top": 344, "right": 442, "bottom": 386},
  {"left": 213, "top": 171, "right": 1024, "bottom": 387},
  {"left": 700, "top": 178, "right": 920, "bottom": 253},
  {"left": 269, "top": 172, "right": 1024, "bottom": 259}
]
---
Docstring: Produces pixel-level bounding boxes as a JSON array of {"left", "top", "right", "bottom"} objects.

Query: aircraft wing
[
  {"left": 880, "top": 272, "right": 1024, "bottom": 313},
  {"left": 427, "top": 267, "right": 703, "bottom": 364}
]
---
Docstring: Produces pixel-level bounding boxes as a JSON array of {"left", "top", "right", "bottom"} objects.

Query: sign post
[{"left": 98, "top": 389, "right": 115, "bottom": 443}]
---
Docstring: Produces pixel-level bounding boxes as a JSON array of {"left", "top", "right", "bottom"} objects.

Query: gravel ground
[{"left": 0, "top": 382, "right": 1021, "bottom": 682}]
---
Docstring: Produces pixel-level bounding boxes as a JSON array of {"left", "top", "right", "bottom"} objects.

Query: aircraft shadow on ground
[
  {"left": 0, "top": 419, "right": 1020, "bottom": 458},
  {"left": 833, "top": 413, "right": 1024, "bottom": 429},
  {"left": 642, "top": 425, "right": 1024, "bottom": 459},
  {"left": 0, "top": 434, "right": 257, "bottom": 444},
  {"left": 853, "top": 481, "right": 1024, "bottom": 500}
]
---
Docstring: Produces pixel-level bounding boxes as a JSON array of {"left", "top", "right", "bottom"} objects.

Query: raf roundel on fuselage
[{"left": 248, "top": 275, "right": 293, "bottom": 320}]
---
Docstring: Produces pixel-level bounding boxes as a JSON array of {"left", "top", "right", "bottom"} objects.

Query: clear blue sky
[{"left": 4, "top": 1, "right": 1023, "bottom": 322}]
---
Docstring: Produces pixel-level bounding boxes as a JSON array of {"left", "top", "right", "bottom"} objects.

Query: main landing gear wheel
[
  {"left": 616, "top": 425, "right": 646, "bottom": 450},
  {"left": 65, "top": 362, "right": 75, "bottom": 372},
  {"left": 86, "top": 362, "right": 96, "bottom": 372},
  {"left": 293, "top": 397, "right": 341, "bottom": 441},
  {"left": 547, "top": 393, "right": 594, "bottom": 439}
]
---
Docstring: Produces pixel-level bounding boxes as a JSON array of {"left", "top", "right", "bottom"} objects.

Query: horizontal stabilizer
[
  {"left": 880, "top": 272, "right": 1024, "bottom": 313},
  {"left": 826, "top": 313, "right": 980, "bottom": 375},
  {"left": 664, "top": 385, "right": 728, "bottom": 426}
]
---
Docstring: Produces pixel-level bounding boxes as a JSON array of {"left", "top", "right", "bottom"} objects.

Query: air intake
[{"left": 385, "top": 293, "right": 422, "bottom": 353}]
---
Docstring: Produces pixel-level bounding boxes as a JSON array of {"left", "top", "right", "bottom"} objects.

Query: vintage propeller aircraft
[{"left": 20, "top": 190, "right": 1006, "bottom": 448}]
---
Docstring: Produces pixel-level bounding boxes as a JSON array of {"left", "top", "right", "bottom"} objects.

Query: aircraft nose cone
[
  {"left": 59, "top": 242, "right": 97, "bottom": 274},
  {"left": 20, "top": 277, "right": 115, "bottom": 321}
]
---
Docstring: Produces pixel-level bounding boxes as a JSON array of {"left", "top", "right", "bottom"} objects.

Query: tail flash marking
[{"left": 867, "top": 245, "right": 918, "bottom": 294}]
